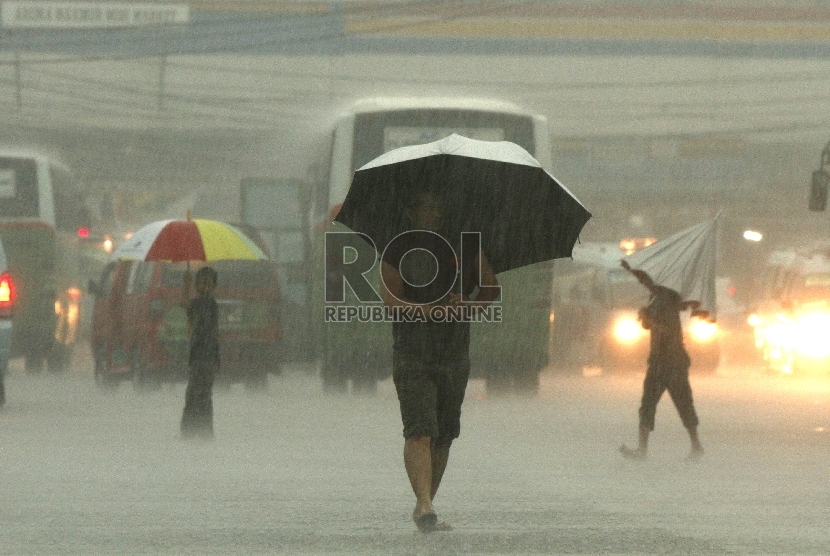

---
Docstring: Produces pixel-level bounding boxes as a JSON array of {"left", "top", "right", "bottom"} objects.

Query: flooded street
[{"left": 2, "top": 347, "right": 829, "bottom": 554}]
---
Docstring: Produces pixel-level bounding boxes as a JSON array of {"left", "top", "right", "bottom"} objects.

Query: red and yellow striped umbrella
[{"left": 111, "top": 218, "right": 267, "bottom": 262}]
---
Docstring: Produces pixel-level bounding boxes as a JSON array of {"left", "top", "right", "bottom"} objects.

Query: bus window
[
  {"left": 0, "top": 157, "right": 39, "bottom": 219},
  {"left": 352, "top": 109, "right": 536, "bottom": 173}
]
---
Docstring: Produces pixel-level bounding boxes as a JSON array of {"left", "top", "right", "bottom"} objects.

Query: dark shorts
[
  {"left": 392, "top": 354, "right": 470, "bottom": 446},
  {"left": 639, "top": 357, "right": 699, "bottom": 431}
]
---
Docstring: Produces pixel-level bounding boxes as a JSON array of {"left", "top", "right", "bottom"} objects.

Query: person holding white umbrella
[
  {"left": 617, "top": 214, "right": 720, "bottom": 461},
  {"left": 618, "top": 260, "right": 704, "bottom": 461}
]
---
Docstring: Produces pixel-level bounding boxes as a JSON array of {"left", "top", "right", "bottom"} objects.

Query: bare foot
[
  {"left": 619, "top": 444, "right": 646, "bottom": 460},
  {"left": 686, "top": 446, "right": 704, "bottom": 461},
  {"left": 434, "top": 521, "right": 453, "bottom": 532},
  {"left": 413, "top": 511, "right": 438, "bottom": 533}
]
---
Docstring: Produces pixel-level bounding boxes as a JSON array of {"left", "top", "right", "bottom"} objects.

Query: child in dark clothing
[
  {"left": 619, "top": 260, "right": 703, "bottom": 460},
  {"left": 180, "top": 266, "right": 219, "bottom": 440}
]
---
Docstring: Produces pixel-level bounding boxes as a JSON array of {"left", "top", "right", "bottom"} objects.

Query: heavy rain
[{"left": 2, "top": 0, "right": 830, "bottom": 554}]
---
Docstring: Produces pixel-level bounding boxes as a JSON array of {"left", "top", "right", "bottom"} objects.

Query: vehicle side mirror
[
  {"left": 88, "top": 279, "right": 100, "bottom": 296},
  {"left": 809, "top": 169, "right": 829, "bottom": 211}
]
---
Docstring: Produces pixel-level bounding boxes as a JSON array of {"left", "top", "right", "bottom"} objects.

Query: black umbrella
[{"left": 335, "top": 133, "right": 591, "bottom": 275}]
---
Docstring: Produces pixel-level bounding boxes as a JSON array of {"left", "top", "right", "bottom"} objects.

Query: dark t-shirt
[
  {"left": 642, "top": 287, "right": 689, "bottom": 367},
  {"left": 383, "top": 232, "right": 477, "bottom": 362},
  {"left": 188, "top": 295, "right": 219, "bottom": 366}
]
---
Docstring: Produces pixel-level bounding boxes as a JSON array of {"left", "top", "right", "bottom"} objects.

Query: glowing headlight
[
  {"left": 794, "top": 311, "right": 830, "bottom": 358},
  {"left": 747, "top": 313, "right": 763, "bottom": 328},
  {"left": 764, "top": 317, "right": 795, "bottom": 350},
  {"left": 613, "top": 315, "right": 644, "bottom": 344},
  {"left": 689, "top": 319, "right": 717, "bottom": 342}
]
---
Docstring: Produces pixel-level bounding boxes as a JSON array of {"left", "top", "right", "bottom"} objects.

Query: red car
[{"left": 89, "top": 259, "right": 282, "bottom": 391}]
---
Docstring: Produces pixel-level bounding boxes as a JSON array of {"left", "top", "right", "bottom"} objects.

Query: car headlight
[
  {"left": 794, "top": 311, "right": 830, "bottom": 358},
  {"left": 764, "top": 317, "right": 794, "bottom": 347},
  {"left": 613, "top": 314, "right": 644, "bottom": 344},
  {"left": 688, "top": 318, "right": 717, "bottom": 342}
]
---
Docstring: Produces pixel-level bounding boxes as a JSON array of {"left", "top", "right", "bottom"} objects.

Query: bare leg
[
  {"left": 404, "top": 436, "right": 434, "bottom": 519},
  {"left": 687, "top": 426, "right": 703, "bottom": 459},
  {"left": 620, "top": 424, "right": 649, "bottom": 459},
  {"left": 430, "top": 441, "right": 450, "bottom": 501}
]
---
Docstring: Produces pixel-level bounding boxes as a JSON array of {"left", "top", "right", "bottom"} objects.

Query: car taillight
[{"left": 0, "top": 272, "right": 14, "bottom": 317}]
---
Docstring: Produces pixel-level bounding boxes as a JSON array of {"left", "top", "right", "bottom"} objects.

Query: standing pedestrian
[
  {"left": 380, "top": 191, "right": 500, "bottom": 533},
  {"left": 619, "top": 260, "right": 704, "bottom": 460},
  {"left": 180, "top": 265, "right": 219, "bottom": 440}
]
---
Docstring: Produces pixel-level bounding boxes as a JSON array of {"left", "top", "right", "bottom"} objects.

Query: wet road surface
[{"left": 2, "top": 349, "right": 829, "bottom": 555}]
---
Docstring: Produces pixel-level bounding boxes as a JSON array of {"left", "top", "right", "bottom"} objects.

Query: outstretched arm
[
  {"left": 181, "top": 268, "right": 193, "bottom": 336},
  {"left": 621, "top": 260, "right": 656, "bottom": 293},
  {"left": 180, "top": 268, "right": 192, "bottom": 308}
]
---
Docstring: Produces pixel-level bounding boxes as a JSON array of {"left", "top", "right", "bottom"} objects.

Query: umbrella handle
[{"left": 182, "top": 262, "right": 192, "bottom": 305}]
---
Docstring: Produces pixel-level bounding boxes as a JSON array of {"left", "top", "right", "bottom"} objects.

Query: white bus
[
  {"left": 0, "top": 148, "right": 90, "bottom": 371},
  {"left": 244, "top": 98, "right": 557, "bottom": 392},
  {"left": 244, "top": 98, "right": 556, "bottom": 392},
  {"left": 288, "top": 98, "right": 555, "bottom": 393}
]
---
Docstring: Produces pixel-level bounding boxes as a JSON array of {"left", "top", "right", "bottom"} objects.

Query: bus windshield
[
  {"left": 352, "top": 109, "right": 536, "bottom": 171},
  {"left": 0, "top": 157, "right": 39, "bottom": 219}
]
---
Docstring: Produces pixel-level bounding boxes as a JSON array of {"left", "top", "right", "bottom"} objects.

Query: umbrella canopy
[
  {"left": 622, "top": 213, "right": 721, "bottom": 321},
  {"left": 110, "top": 218, "right": 267, "bottom": 262},
  {"left": 335, "top": 134, "right": 591, "bottom": 275}
]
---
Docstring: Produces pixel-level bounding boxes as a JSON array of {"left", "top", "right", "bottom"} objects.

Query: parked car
[
  {"left": 89, "top": 259, "right": 282, "bottom": 391},
  {"left": 0, "top": 235, "right": 14, "bottom": 405}
]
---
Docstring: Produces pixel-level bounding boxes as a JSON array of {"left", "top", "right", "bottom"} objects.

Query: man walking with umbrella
[
  {"left": 380, "top": 191, "right": 500, "bottom": 533},
  {"left": 333, "top": 134, "right": 591, "bottom": 532}
]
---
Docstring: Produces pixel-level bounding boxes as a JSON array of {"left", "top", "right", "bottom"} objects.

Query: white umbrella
[{"left": 622, "top": 213, "right": 722, "bottom": 321}]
